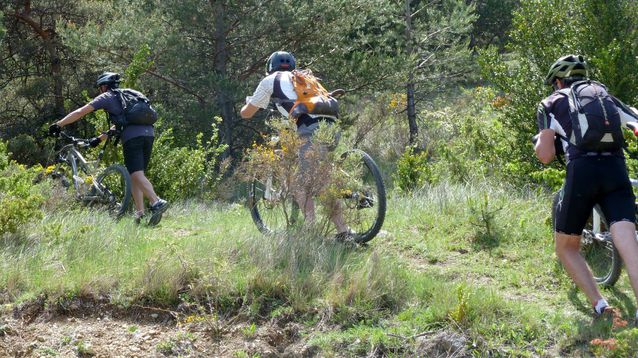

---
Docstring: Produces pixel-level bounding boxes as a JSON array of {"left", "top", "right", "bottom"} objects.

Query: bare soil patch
[{"left": 0, "top": 297, "right": 319, "bottom": 358}]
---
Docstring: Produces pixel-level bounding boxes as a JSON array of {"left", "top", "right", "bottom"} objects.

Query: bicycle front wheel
[
  {"left": 335, "top": 149, "right": 386, "bottom": 243},
  {"left": 91, "top": 164, "right": 132, "bottom": 218},
  {"left": 249, "top": 177, "right": 300, "bottom": 235},
  {"left": 551, "top": 192, "right": 621, "bottom": 287}
]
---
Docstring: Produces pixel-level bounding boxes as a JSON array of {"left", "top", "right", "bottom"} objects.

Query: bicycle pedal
[
  {"left": 357, "top": 198, "right": 374, "bottom": 209},
  {"left": 595, "top": 232, "right": 613, "bottom": 242}
]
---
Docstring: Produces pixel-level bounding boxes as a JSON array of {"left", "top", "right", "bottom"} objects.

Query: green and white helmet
[{"left": 544, "top": 55, "right": 588, "bottom": 85}]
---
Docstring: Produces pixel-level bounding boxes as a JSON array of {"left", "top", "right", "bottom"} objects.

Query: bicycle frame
[
  {"left": 54, "top": 133, "right": 112, "bottom": 201},
  {"left": 56, "top": 143, "right": 91, "bottom": 193},
  {"left": 48, "top": 131, "right": 133, "bottom": 219}
]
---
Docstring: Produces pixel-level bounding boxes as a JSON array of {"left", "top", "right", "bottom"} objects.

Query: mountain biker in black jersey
[
  {"left": 48, "top": 72, "right": 168, "bottom": 225},
  {"left": 535, "top": 54, "right": 638, "bottom": 322},
  {"left": 240, "top": 51, "right": 351, "bottom": 239}
]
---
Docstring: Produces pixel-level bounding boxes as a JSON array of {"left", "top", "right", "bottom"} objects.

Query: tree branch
[{"left": 103, "top": 49, "right": 209, "bottom": 105}]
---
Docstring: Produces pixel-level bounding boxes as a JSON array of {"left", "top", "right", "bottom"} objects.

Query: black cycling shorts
[
  {"left": 122, "top": 136, "right": 154, "bottom": 174},
  {"left": 554, "top": 156, "right": 636, "bottom": 235}
]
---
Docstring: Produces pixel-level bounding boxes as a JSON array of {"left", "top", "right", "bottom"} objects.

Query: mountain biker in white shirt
[{"left": 241, "top": 51, "right": 351, "bottom": 239}]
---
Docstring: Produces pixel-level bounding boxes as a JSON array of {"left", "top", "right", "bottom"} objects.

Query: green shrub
[
  {"left": 0, "top": 141, "right": 49, "bottom": 235},
  {"left": 413, "top": 87, "right": 536, "bottom": 186},
  {"left": 393, "top": 146, "right": 430, "bottom": 192},
  {"left": 146, "top": 119, "right": 227, "bottom": 201},
  {"left": 7, "top": 134, "right": 43, "bottom": 165},
  {"left": 477, "top": 0, "right": 638, "bottom": 186},
  {"left": 530, "top": 167, "right": 564, "bottom": 192}
]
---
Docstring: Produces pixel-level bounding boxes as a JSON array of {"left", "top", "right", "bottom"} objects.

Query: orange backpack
[{"left": 289, "top": 69, "right": 339, "bottom": 120}]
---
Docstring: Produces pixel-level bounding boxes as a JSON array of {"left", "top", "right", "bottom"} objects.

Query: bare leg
[
  {"left": 328, "top": 200, "right": 348, "bottom": 233},
  {"left": 295, "top": 136, "right": 348, "bottom": 234},
  {"left": 611, "top": 221, "right": 638, "bottom": 302},
  {"left": 555, "top": 232, "right": 604, "bottom": 306},
  {"left": 294, "top": 187, "right": 349, "bottom": 233},
  {"left": 294, "top": 189, "right": 316, "bottom": 223},
  {"left": 130, "top": 171, "right": 159, "bottom": 213},
  {"left": 131, "top": 180, "right": 144, "bottom": 213}
]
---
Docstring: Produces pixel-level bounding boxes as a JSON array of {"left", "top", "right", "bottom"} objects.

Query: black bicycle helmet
[
  {"left": 544, "top": 55, "right": 588, "bottom": 85},
  {"left": 265, "top": 51, "right": 296, "bottom": 75},
  {"left": 96, "top": 72, "right": 121, "bottom": 88}
]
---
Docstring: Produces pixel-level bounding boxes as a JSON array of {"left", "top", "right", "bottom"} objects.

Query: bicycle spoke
[
  {"left": 582, "top": 233, "right": 615, "bottom": 281},
  {"left": 332, "top": 150, "right": 386, "bottom": 243},
  {"left": 250, "top": 178, "right": 300, "bottom": 234}
]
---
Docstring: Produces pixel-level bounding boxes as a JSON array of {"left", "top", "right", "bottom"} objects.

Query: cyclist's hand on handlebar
[
  {"left": 627, "top": 122, "right": 638, "bottom": 136},
  {"left": 531, "top": 134, "right": 540, "bottom": 145},
  {"left": 106, "top": 128, "right": 119, "bottom": 137},
  {"left": 48, "top": 123, "right": 61, "bottom": 137},
  {"left": 89, "top": 137, "right": 102, "bottom": 148}
]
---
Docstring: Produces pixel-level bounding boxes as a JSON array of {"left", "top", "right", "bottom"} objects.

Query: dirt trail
[{"left": 0, "top": 300, "right": 316, "bottom": 358}]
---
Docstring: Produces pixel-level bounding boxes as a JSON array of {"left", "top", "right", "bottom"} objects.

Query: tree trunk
[
  {"left": 405, "top": 0, "right": 418, "bottom": 145},
  {"left": 211, "top": 0, "right": 234, "bottom": 159},
  {"left": 406, "top": 82, "right": 417, "bottom": 145}
]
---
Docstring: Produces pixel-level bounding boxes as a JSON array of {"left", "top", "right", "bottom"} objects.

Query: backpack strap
[
  {"left": 109, "top": 88, "right": 127, "bottom": 110},
  {"left": 271, "top": 72, "right": 294, "bottom": 112},
  {"left": 106, "top": 89, "right": 128, "bottom": 131}
]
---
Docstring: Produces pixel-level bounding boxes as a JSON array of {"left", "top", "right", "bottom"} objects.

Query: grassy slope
[{"left": 2, "top": 183, "right": 638, "bottom": 356}]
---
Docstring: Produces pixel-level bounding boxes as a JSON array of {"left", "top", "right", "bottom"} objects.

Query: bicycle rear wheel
[
  {"left": 90, "top": 164, "right": 132, "bottom": 218},
  {"left": 335, "top": 149, "right": 386, "bottom": 243},
  {"left": 249, "top": 176, "right": 300, "bottom": 235},
  {"left": 551, "top": 192, "right": 621, "bottom": 287}
]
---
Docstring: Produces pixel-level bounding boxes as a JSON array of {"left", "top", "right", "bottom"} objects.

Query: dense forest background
[
  {"left": 1, "top": 0, "right": 638, "bottom": 196},
  {"left": 4, "top": 1, "right": 638, "bottom": 355}
]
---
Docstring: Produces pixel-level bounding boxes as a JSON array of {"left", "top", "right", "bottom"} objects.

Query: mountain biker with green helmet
[
  {"left": 48, "top": 72, "right": 168, "bottom": 225},
  {"left": 535, "top": 54, "right": 638, "bottom": 322},
  {"left": 240, "top": 51, "right": 351, "bottom": 239}
]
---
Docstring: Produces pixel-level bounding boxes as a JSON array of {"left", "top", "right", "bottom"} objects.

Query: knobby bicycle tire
[
  {"left": 338, "top": 149, "right": 386, "bottom": 243},
  {"left": 551, "top": 192, "right": 622, "bottom": 287},
  {"left": 93, "top": 164, "right": 132, "bottom": 218},
  {"left": 249, "top": 177, "right": 300, "bottom": 235}
]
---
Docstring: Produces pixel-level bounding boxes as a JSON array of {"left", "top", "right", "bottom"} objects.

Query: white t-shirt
[{"left": 246, "top": 72, "right": 296, "bottom": 118}]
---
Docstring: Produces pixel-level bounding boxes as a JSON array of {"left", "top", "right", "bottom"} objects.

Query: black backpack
[
  {"left": 559, "top": 80, "right": 623, "bottom": 152},
  {"left": 109, "top": 89, "right": 158, "bottom": 129}
]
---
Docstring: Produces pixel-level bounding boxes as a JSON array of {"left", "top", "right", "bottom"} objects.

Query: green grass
[{"left": 2, "top": 182, "right": 638, "bottom": 355}]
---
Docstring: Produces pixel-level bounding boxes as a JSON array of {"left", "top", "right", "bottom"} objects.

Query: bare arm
[
  {"left": 56, "top": 104, "right": 95, "bottom": 127},
  {"left": 535, "top": 128, "right": 556, "bottom": 164},
  {"left": 240, "top": 102, "right": 260, "bottom": 119}
]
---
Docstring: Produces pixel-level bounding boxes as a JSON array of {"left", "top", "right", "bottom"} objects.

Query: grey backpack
[{"left": 559, "top": 80, "right": 623, "bottom": 152}]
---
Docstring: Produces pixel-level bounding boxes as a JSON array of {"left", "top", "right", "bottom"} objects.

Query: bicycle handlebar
[
  {"left": 329, "top": 89, "right": 346, "bottom": 98},
  {"left": 58, "top": 131, "right": 90, "bottom": 149}
]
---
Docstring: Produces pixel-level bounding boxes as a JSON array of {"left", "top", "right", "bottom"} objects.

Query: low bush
[
  {"left": 146, "top": 119, "right": 227, "bottom": 201},
  {"left": 393, "top": 146, "right": 430, "bottom": 192},
  {"left": 7, "top": 134, "right": 44, "bottom": 166},
  {"left": 0, "top": 141, "right": 49, "bottom": 235}
]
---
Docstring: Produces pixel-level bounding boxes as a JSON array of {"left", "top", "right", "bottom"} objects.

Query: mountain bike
[
  {"left": 535, "top": 131, "right": 638, "bottom": 287},
  {"left": 247, "top": 101, "right": 386, "bottom": 244},
  {"left": 48, "top": 131, "right": 132, "bottom": 218}
]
